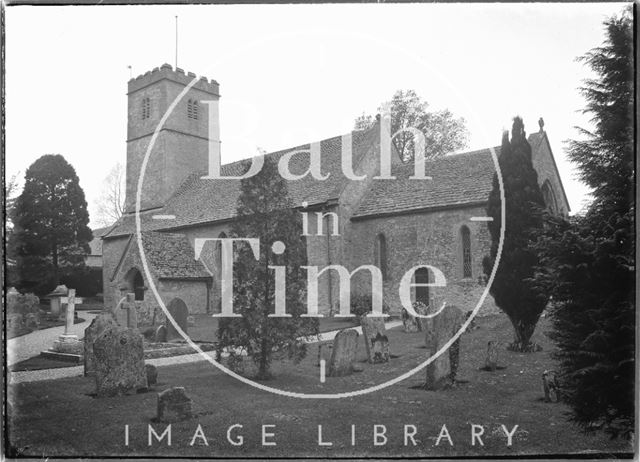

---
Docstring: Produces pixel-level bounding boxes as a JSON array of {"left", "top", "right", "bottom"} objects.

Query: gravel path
[
  {"left": 8, "top": 320, "right": 403, "bottom": 384},
  {"left": 6, "top": 312, "right": 99, "bottom": 366}
]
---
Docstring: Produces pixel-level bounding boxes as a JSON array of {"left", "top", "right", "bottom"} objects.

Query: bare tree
[
  {"left": 94, "top": 163, "right": 125, "bottom": 226},
  {"left": 5, "top": 171, "right": 22, "bottom": 232}
]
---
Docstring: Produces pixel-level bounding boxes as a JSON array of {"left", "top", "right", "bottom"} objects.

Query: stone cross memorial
[{"left": 328, "top": 329, "right": 359, "bottom": 377}]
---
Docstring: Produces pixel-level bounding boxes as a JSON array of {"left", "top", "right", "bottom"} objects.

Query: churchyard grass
[{"left": 7, "top": 313, "right": 632, "bottom": 457}]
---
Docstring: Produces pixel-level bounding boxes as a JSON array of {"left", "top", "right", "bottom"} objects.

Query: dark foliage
[
  {"left": 532, "top": 11, "right": 634, "bottom": 439},
  {"left": 483, "top": 117, "right": 547, "bottom": 351},
  {"left": 217, "top": 158, "right": 319, "bottom": 380},
  {"left": 9, "top": 155, "right": 92, "bottom": 295}
]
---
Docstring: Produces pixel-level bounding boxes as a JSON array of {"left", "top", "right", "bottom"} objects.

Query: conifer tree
[
  {"left": 9, "top": 155, "right": 92, "bottom": 294},
  {"left": 483, "top": 117, "right": 547, "bottom": 351},
  {"left": 217, "top": 157, "right": 318, "bottom": 380},
  {"left": 532, "top": 11, "right": 634, "bottom": 438}
]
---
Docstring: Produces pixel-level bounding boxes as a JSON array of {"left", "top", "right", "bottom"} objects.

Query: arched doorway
[{"left": 124, "top": 267, "right": 146, "bottom": 301}]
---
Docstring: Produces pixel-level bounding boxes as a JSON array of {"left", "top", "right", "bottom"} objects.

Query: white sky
[{"left": 5, "top": 3, "right": 628, "bottom": 227}]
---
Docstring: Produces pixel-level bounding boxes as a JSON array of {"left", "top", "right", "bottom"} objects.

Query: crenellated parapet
[{"left": 128, "top": 63, "right": 219, "bottom": 96}]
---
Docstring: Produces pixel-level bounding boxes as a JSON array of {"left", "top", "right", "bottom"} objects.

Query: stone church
[{"left": 102, "top": 64, "right": 569, "bottom": 325}]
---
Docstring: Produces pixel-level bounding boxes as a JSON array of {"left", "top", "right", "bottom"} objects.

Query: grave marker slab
[
  {"left": 157, "top": 387, "right": 192, "bottom": 422},
  {"left": 424, "top": 305, "right": 464, "bottom": 390},
  {"left": 485, "top": 340, "right": 499, "bottom": 371},
  {"left": 84, "top": 312, "right": 118, "bottom": 376},
  {"left": 360, "top": 316, "right": 389, "bottom": 363},
  {"left": 93, "top": 326, "right": 147, "bottom": 397},
  {"left": 166, "top": 298, "right": 189, "bottom": 340},
  {"left": 328, "top": 329, "right": 359, "bottom": 377}
]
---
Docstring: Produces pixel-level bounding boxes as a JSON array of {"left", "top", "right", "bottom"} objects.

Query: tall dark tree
[
  {"left": 483, "top": 117, "right": 547, "bottom": 352},
  {"left": 217, "top": 157, "right": 318, "bottom": 380},
  {"left": 532, "top": 11, "right": 634, "bottom": 438},
  {"left": 355, "top": 89, "right": 468, "bottom": 161},
  {"left": 9, "top": 155, "right": 92, "bottom": 294}
]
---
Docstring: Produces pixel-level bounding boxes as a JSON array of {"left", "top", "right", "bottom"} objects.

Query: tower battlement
[{"left": 128, "top": 63, "right": 219, "bottom": 96}]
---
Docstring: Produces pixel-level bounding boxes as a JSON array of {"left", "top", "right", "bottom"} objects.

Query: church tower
[{"left": 125, "top": 64, "right": 220, "bottom": 211}]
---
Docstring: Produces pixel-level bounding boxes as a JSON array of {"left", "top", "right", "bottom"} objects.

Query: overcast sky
[{"left": 5, "top": 3, "right": 627, "bottom": 227}]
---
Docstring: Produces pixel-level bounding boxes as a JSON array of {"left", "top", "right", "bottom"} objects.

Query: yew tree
[
  {"left": 217, "top": 157, "right": 319, "bottom": 380},
  {"left": 483, "top": 117, "right": 547, "bottom": 352}
]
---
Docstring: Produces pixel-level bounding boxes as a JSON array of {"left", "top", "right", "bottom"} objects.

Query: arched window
[
  {"left": 461, "top": 225, "right": 472, "bottom": 278},
  {"left": 374, "top": 233, "right": 387, "bottom": 280},
  {"left": 542, "top": 180, "right": 559, "bottom": 215},
  {"left": 415, "top": 267, "right": 430, "bottom": 306},
  {"left": 141, "top": 97, "right": 150, "bottom": 120},
  {"left": 216, "top": 232, "right": 227, "bottom": 272},
  {"left": 133, "top": 271, "right": 145, "bottom": 301}
]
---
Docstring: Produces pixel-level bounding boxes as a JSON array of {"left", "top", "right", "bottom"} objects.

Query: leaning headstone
[
  {"left": 328, "top": 329, "right": 359, "bottom": 377},
  {"left": 155, "top": 325, "right": 168, "bottom": 343},
  {"left": 542, "top": 370, "right": 560, "bottom": 403},
  {"left": 84, "top": 311, "right": 118, "bottom": 376},
  {"left": 424, "top": 305, "right": 464, "bottom": 390},
  {"left": 360, "top": 316, "right": 389, "bottom": 363},
  {"left": 145, "top": 364, "right": 158, "bottom": 386},
  {"left": 157, "top": 387, "right": 192, "bottom": 422},
  {"left": 93, "top": 326, "right": 148, "bottom": 397},
  {"left": 485, "top": 340, "right": 499, "bottom": 371},
  {"left": 166, "top": 298, "right": 189, "bottom": 340}
]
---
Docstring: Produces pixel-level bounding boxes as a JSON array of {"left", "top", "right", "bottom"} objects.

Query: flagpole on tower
[{"left": 175, "top": 15, "right": 179, "bottom": 68}]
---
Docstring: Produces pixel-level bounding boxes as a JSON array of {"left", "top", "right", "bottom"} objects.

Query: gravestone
[
  {"left": 414, "top": 302, "right": 429, "bottom": 331},
  {"left": 485, "top": 340, "right": 499, "bottom": 371},
  {"left": 424, "top": 305, "right": 464, "bottom": 390},
  {"left": 157, "top": 387, "right": 192, "bottom": 422},
  {"left": 93, "top": 325, "right": 148, "bottom": 397},
  {"left": 155, "top": 325, "right": 168, "bottom": 343},
  {"left": 402, "top": 308, "right": 419, "bottom": 333},
  {"left": 120, "top": 293, "right": 138, "bottom": 330},
  {"left": 542, "top": 370, "right": 560, "bottom": 403},
  {"left": 360, "top": 316, "right": 389, "bottom": 363},
  {"left": 84, "top": 311, "right": 119, "bottom": 376},
  {"left": 145, "top": 364, "right": 158, "bottom": 386},
  {"left": 328, "top": 329, "right": 359, "bottom": 377},
  {"left": 166, "top": 298, "right": 189, "bottom": 340}
]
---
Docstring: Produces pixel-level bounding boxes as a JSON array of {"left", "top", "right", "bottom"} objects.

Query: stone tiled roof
[
  {"left": 104, "top": 127, "right": 378, "bottom": 238},
  {"left": 141, "top": 231, "right": 211, "bottom": 279},
  {"left": 89, "top": 225, "right": 115, "bottom": 256},
  {"left": 352, "top": 147, "right": 501, "bottom": 219}
]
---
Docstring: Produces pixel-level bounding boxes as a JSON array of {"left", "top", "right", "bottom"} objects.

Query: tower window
[
  {"left": 187, "top": 99, "right": 199, "bottom": 120},
  {"left": 141, "top": 97, "right": 151, "bottom": 120},
  {"left": 461, "top": 225, "right": 472, "bottom": 278},
  {"left": 374, "top": 233, "right": 388, "bottom": 280}
]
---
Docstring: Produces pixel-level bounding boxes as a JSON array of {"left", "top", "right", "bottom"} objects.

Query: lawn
[{"left": 6, "top": 312, "right": 634, "bottom": 458}]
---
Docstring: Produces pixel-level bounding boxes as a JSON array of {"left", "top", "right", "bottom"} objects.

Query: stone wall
[
  {"left": 530, "top": 131, "right": 570, "bottom": 215},
  {"left": 346, "top": 205, "right": 499, "bottom": 316}
]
